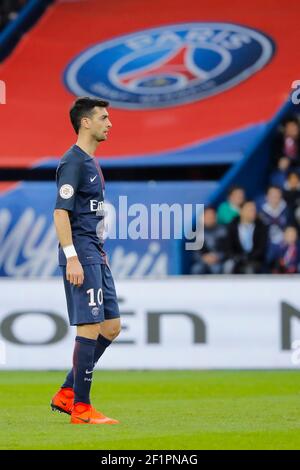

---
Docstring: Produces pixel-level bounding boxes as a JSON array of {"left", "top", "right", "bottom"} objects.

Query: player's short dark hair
[{"left": 70, "top": 97, "right": 109, "bottom": 134}]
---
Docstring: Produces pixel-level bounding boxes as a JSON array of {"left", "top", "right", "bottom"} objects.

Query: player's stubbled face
[{"left": 90, "top": 106, "right": 112, "bottom": 142}]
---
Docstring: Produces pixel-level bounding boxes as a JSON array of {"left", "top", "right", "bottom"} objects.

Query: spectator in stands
[
  {"left": 224, "top": 201, "right": 268, "bottom": 274},
  {"left": 217, "top": 185, "right": 245, "bottom": 225},
  {"left": 0, "top": 0, "right": 27, "bottom": 32},
  {"left": 190, "top": 207, "right": 227, "bottom": 274},
  {"left": 258, "top": 185, "right": 290, "bottom": 246},
  {"left": 269, "top": 156, "right": 291, "bottom": 189},
  {"left": 283, "top": 171, "right": 300, "bottom": 220},
  {"left": 267, "top": 226, "right": 300, "bottom": 274},
  {"left": 272, "top": 116, "right": 300, "bottom": 169}
]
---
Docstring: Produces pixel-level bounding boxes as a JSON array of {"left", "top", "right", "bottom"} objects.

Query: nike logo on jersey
[
  {"left": 90, "top": 175, "right": 97, "bottom": 182},
  {"left": 85, "top": 369, "right": 93, "bottom": 374}
]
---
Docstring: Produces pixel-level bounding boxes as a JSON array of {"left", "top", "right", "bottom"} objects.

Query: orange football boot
[
  {"left": 70, "top": 402, "right": 119, "bottom": 424},
  {"left": 51, "top": 387, "right": 74, "bottom": 415}
]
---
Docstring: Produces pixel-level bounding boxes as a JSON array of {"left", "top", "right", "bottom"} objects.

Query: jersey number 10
[{"left": 87, "top": 288, "right": 103, "bottom": 306}]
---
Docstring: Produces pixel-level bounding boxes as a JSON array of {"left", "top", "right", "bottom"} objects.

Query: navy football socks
[
  {"left": 61, "top": 368, "right": 74, "bottom": 390},
  {"left": 93, "top": 334, "right": 112, "bottom": 366},
  {"left": 73, "top": 336, "right": 97, "bottom": 404},
  {"left": 61, "top": 334, "right": 112, "bottom": 391}
]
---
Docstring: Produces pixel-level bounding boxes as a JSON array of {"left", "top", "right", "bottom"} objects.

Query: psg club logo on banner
[{"left": 64, "top": 23, "right": 275, "bottom": 110}]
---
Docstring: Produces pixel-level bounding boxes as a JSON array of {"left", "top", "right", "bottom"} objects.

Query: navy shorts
[{"left": 62, "top": 264, "right": 120, "bottom": 326}]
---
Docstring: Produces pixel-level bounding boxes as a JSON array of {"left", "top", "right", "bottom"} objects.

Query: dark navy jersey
[{"left": 55, "top": 144, "right": 107, "bottom": 266}]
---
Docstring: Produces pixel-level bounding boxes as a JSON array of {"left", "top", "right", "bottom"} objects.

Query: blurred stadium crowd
[
  {"left": 1, "top": 1, "right": 299, "bottom": 280},
  {"left": 190, "top": 115, "right": 300, "bottom": 275}
]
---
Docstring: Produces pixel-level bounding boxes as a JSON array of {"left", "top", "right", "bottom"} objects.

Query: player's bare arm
[{"left": 53, "top": 208, "right": 84, "bottom": 286}]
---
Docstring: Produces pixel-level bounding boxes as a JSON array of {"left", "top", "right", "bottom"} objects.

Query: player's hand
[{"left": 66, "top": 257, "right": 84, "bottom": 286}]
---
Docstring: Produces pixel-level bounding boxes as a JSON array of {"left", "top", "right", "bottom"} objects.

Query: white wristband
[{"left": 63, "top": 244, "right": 78, "bottom": 259}]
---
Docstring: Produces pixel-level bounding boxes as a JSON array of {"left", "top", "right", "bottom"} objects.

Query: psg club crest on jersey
[{"left": 64, "top": 23, "right": 275, "bottom": 110}]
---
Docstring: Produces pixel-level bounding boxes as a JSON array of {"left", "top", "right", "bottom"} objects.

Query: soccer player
[{"left": 51, "top": 97, "right": 121, "bottom": 425}]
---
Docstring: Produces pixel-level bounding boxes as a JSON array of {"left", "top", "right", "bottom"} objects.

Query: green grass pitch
[{"left": 0, "top": 370, "right": 300, "bottom": 450}]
